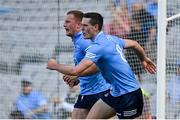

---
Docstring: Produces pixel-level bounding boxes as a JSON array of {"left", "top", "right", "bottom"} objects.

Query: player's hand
[
  {"left": 63, "top": 75, "right": 78, "bottom": 87},
  {"left": 47, "top": 59, "right": 57, "bottom": 70},
  {"left": 142, "top": 57, "right": 156, "bottom": 74}
]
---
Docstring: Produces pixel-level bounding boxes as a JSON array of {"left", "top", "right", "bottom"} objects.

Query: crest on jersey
[{"left": 85, "top": 52, "right": 96, "bottom": 59}]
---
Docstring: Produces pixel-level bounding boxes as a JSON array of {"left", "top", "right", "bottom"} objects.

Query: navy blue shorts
[
  {"left": 100, "top": 88, "right": 143, "bottom": 119},
  {"left": 74, "top": 90, "right": 109, "bottom": 110}
]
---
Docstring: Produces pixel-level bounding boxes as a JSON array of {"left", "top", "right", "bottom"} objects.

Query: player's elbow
[{"left": 131, "top": 41, "right": 139, "bottom": 48}]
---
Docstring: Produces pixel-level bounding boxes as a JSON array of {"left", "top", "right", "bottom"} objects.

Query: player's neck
[{"left": 92, "top": 31, "right": 103, "bottom": 41}]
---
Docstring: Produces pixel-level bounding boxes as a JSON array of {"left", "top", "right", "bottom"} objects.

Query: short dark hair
[
  {"left": 21, "top": 80, "right": 32, "bottom": 87},
  {"left": 67, "top": 10, "right": 84, "bottom": 22},
  {"left": 83, "top": 12, "right": 103, "bottom": 31}
]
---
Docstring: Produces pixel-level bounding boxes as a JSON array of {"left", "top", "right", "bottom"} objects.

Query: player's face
[
  {"left": 82, "top": 18, "right": 96, "bottom": 39},
  {"left": 22, "top": 86, "right": 32, "bottom": 95},
  {"left": 64, "top": 14, "right": 79, "bottom": 37}
]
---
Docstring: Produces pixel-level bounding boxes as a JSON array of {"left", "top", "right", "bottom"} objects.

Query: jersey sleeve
[
  {"left": 114, "top": 36, "right": 125, "bottom": 49},
  {"left": 84, "top": 44, "right": 103, "bottom": 63},
  {"left": 106, "top": 35, "right": 125, "bottom": 49}
]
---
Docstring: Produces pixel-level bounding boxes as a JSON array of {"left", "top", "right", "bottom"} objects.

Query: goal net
[{"left": 165, "top": 0, "right": 180, "bottom": 119}]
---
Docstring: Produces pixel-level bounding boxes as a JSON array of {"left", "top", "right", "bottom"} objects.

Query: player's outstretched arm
[
  {"left": 124, "top": 39, "right": 156, "bottom": 74},
  {"left": 47, "top": 59, "right": 98, "bottom": 76},
  {"left": 124, "top": 39, "right": 146, "bottom": 61}
]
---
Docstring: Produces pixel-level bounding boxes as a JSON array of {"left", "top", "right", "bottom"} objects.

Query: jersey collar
[
  {"left": 73, "top": 31, "right": 83, "bottom": 43},
  {"left": 92, "top": 31, "right": 103, "bottom": 41}
]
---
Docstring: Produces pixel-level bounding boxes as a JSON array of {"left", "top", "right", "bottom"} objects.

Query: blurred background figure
[
  {"left": 49, "top": 96, "right": 74, "bottom": 119},
  {"left": 125, "top": 2, "right": 157, "bottom": 82},
  {"left": 167, "top": 60, "right": 180, "bottom": 118},
  {"left": 49, "top": 86, "right": 79, "bottom": 119},
  {"left": 146, "top": 0, "right": 158, "bottom": 19},
  {"left": 167, "top": 60, "right": 180, "bottom": 104},
  {"left": 64, "top": 85, "right": 79, "bottom": 104},
  {"left": 14, "top": 78, "right": 49, "bottom": 119},
  {"left": 125, "top": 2, "right": 146, "bottom": 83},
  {"left": 104, "top": 0, "right": 132, "bottom": 38},
  {"left": 166, "top": 22, "right": 180, "bottom": 73}
]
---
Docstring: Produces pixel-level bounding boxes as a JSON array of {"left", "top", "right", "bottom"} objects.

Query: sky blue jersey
[
  {"left": 84, "top": 31, "right": 140, "bottom": 97},
  {"left": 73, "top": 31, "right": 110, "bottom": 95},
  {"left": 16, "top": 91, "right": 49, "bottom": 119}
]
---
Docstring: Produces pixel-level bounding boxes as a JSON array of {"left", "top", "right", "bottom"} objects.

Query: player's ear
[
  {"left": 76, "top": 22, "right": 82, "bottom": 30},
  {"left": 94, "top": 24, "right": 99, "bottom": 31}
]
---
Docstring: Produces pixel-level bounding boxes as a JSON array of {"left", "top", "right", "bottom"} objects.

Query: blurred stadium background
[{"left": 0, "top": 0, "right": 179, "bottom": 119}]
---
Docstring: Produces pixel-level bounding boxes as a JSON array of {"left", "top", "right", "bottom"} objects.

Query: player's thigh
[
  {"left": 86, "top": 99, "right": 116, "bottom": 119},
  {"left": 71, "top": 108, "right": 89, "bottom": 119}
]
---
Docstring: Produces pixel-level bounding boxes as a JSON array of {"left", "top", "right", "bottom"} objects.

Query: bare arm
[
  {"left": 47, "top": 59, "right": 97, "bottom": 76},
  {"left": 124, "top": 39, "right": 146, "bottom": 61},
  {"left": 124, "top": 39, "right": 156, "bottom": 74},
  {"left": 63, "top": 63, "right": 99, "bottom": 87},
  {"left": 79, "top": 62, "right": 99, "bottom": 75}
]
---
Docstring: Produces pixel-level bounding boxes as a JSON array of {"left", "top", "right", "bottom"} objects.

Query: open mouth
[
  {"left": 65, "top": 28, "right": 69, "bottom": 32},
  {"left": 83, "top": 32, "right": 86, "bottom": 36}
]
